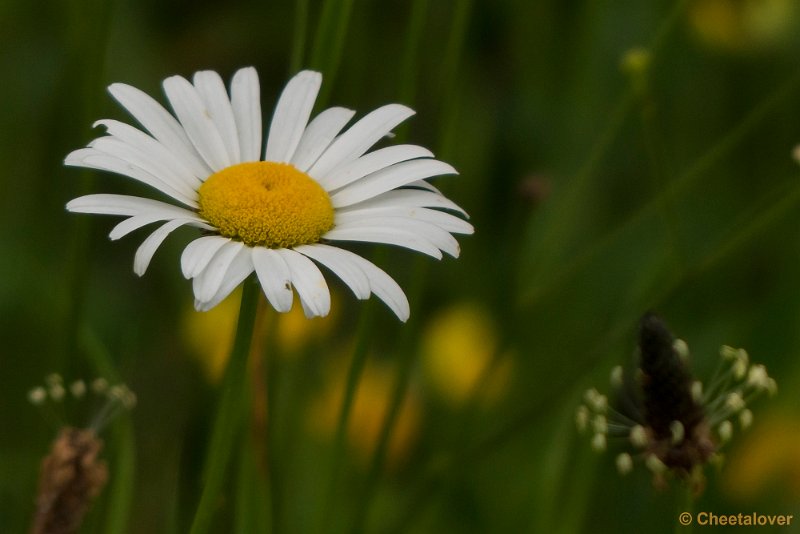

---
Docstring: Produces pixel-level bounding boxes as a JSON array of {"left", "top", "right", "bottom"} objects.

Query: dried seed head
[
  {"left": 30, "top": 428, "right": 108, "bottom": 534},
  {"left": 638, "top": 314, "right": 704, "bottom": 441}
]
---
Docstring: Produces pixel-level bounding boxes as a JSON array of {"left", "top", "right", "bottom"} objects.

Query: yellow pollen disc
[{"left": 198, "top": 162, "right": 334, "bottom": 248}]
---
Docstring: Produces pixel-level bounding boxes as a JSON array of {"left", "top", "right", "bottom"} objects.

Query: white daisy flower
[{"left": 66, "top": 68, "right": 473, "bottom": 320}]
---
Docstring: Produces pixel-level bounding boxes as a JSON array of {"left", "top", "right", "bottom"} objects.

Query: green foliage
[{"left": 2, "top": 0, "right": 800, "bottom": 532}]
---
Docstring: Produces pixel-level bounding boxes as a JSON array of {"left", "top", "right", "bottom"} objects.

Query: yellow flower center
[{"left": 198, "top": 162, "right": 334, "bottom": 248}]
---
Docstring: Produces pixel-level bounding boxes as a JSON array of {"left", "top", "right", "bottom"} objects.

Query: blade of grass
[
  {"left": 79, "top": 326, "right": 135, "bottom": 534},
  {"left": 309, "top": 0, "right": 356, "bottom": 107},
  {"left": 190, "top": 279, "right": 261, "bottom": 534},
  {"left": 58, "top": 0, "right": 115, "bottom": 374},
  {"left": 521, "top": 0, "right": 691, "bottom": 292},
  {"left": 316, "top": 300, "right": 377, "bottom": 534},
  {"left": 521, "top": 69, "right": 800, "bottom": 308},
  {"left": 290, "top": 0, "right": 310, "bottom": 73}
]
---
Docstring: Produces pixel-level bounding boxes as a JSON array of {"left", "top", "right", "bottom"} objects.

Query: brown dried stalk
[{"left": 30, "top": 427, "right": 108, "bottom": 534}]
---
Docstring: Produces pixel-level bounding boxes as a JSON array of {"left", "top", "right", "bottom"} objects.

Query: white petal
[
  {"left": 67, "top": 194, "right": 182, "bottom": 216},
  {"left": 277, "top": 249, "right": 330, "bottom": 318},
  {"left": 330, "top": 159, "right": 457, "bottom": 208},
  {"left": 65, "top": 148, "right": 198, "bottom": 208},
  {"left": 340, "top": 252, "right": 409, "bottom": 321},
  {"left": 251, "top": 248, "right": 294, "bottom": 312},
  {"left": 323, "top": 226, "right": 442, "bottom": 259},
  {"left": 111, "top": 212, "right": 210, "bottom": 241},
  {"left": 181, "top": 236, "right": 230, "bottom": 279},
  {"left": 337, "top": 189, "right": 468, "bottom": 217},
  {"left": 193, "top": 70, "right": 241, "bottom": 163},
  {"left": 192, "top": 241, "right": 245, "bottom": 303},
  {"left": 319, "top": 145, "right": 434, "bottom": 191},
  {"left": 330, "top": 217, "right": 460, "bottom": 257},
  {"left": 133, "top": 219, "right": 190, "bottom": 276},
  {"left": 335, "top": 206, "right": 474, "bottom": 234},
  {"left": 230, "top": 67, "right": 262, "bottom": 162},
  {"left": 265, "top": 70, "right": 321, "bottom": 163},
  {"left": 108, "top": 82, "right": 212, "bottom": 178},
  {"left": 163, "top": 75, "right": 231, "bottom": 171},
  {"left": 290, "top": 107, "right": 355, "bottom": 172},
  {"left": 88, "top": 137, "right": 199, "bottom": 200},
  {"left": 307, "top": 104, "right": 415, "bottom": 179},
  {"left": 405, "top": 180, "right": 442, "bottom": 194},
  {"left": 294, "top": 244, "right": 370, "bottom": 299},
  {"left": 196, "top": 247, "right": 254, "bottom": 312},
  {"left": 94, "top": 119, "right": 204, "bottom": 189}
]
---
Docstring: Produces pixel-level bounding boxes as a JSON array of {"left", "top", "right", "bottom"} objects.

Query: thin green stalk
[
  {"left": 521, "top": 69, "right": 800, "bottom": 307},
  {"left": 190, "top": 280, "right": 261, "bottom": 534},
  {"left": 638, "top": 79, "right": 684, "bottom": 270},
  {"left": 398, "top": 0, "right": 429, "bottom": 109},
  {"left": 317, "top": 302, "right": 376, "bottom": 534},
  {"left": 58, "top": 0, "right": 115, "bottom": 373},
  {"left": 265, "top": 310, "right": 285, "bottom": 534},
  {"left": 676, "top": 485, "right": 695, "bottom": 534},
  {"left": 309, "top": 0, "right": 356, "bottom": 107},
  {"left": 437, "top": 0, "right": 473, "bottom": 160},
  {"left": 290, "top": 0, "right": 310, "bottom": 73},
  {"left": 235, "top": 431, "right": 269, "bottom": 534},
  {"left": 391, "top": 163, "right": 800, "bottom": 534},
  {"left": 350, "top": 263, "right": 425, "bottom": 534},
  {"left": 523, "top": 0, "right": 690, "bottom": 291},
  {"left": 106, "top": 417, "right": 135, "bottom": 534},
  {"left": 79, "top": 326, "right": 136, "bottom": 533}
]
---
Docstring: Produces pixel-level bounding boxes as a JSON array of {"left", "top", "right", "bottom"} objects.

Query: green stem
[
  {"left": 235, "top": 430, "right": 269, "bottom": 534},
  {"left": 676, "top": 485, "right": 695, "bottom": 534},
  {"left": 437, "top": 0, "right": 473, "bottom": 160},
  {"left": 523, "top": 0, "right": 690, "bottom": 293},
  {"left": 309, "top": 0, "right": 356, "bottom": 107},
  {"left": 398, "top": 0, "right": 429, "bottom": 110},
  {"left": 290, "top": 0, "right": 310, "bottom": 73},
  {"left": 58, "top": 0, "right": 115, "bottom": 373},
  {"left": 106, "top": 416, "right": 136, "bottom": 534},
  {"left": 317, "top": 302, "right": 376, "bottom": 534},
  {"left": 265, "top": 310, "right": 284, "bottom": 534},
  {"left": 78, "top": 325, "right": 136, "bottom": 534},
  {"left": 521, "top": 69, "right": 800, "bottom": 307},
  {"left": 189, "top": 280, "right": 261, "bottom": 534}
]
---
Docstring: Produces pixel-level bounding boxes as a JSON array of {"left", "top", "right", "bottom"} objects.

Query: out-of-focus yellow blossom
[
  {"left": 181, "top": 288, "right": 240, "bottom": 382},
  {"left": 275, "top": 297, "right": 337, "bottom": 354},
  {"left": 688, "top": 0, "right": 796, "bottom": 53},
  {"left": 181, "top": 288, "right": 338, "bottom": 382},
  {"left": 420, "top": 302, "right": 512, "bottom": 406},
  {"left": 723, "top": 413, "right": 800, "bottom": 500},
  {"left": 308, "top": 360, "right": 420, "bottom": 469}
]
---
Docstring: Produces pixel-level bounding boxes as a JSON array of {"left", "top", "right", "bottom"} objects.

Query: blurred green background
[{"left": 2, "top": 0, "right": 800, "bottom": 532}]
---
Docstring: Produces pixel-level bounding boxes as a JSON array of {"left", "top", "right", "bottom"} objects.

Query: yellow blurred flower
[
  {"left": 723, "top": 412, "right": 800, "bottom": 500},
  {"left": 420, "top": 302, "right": 511, "bottom": 406},
  {"left": 181, "top": 287, "right": 338, "bottom": 382},
  {"left": 307, "top": 360, "right": 420, "bottom": 469},
  {"left": 688, "top": 0, "right": 796, "bottom": 53},
  {"left": 181, "top": 287, "right": 240, "bottom": 381}
]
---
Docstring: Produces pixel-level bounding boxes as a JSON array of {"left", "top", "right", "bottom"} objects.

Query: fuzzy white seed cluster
[
  {"left": 707, "top": 346, "right": 776, "bottom": 443},
  {"left": 576, "top": 338, "right": 776, "bottom": 481},
  {"left": 28, "top": 373, "right": 137, "bottom": 431}
]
